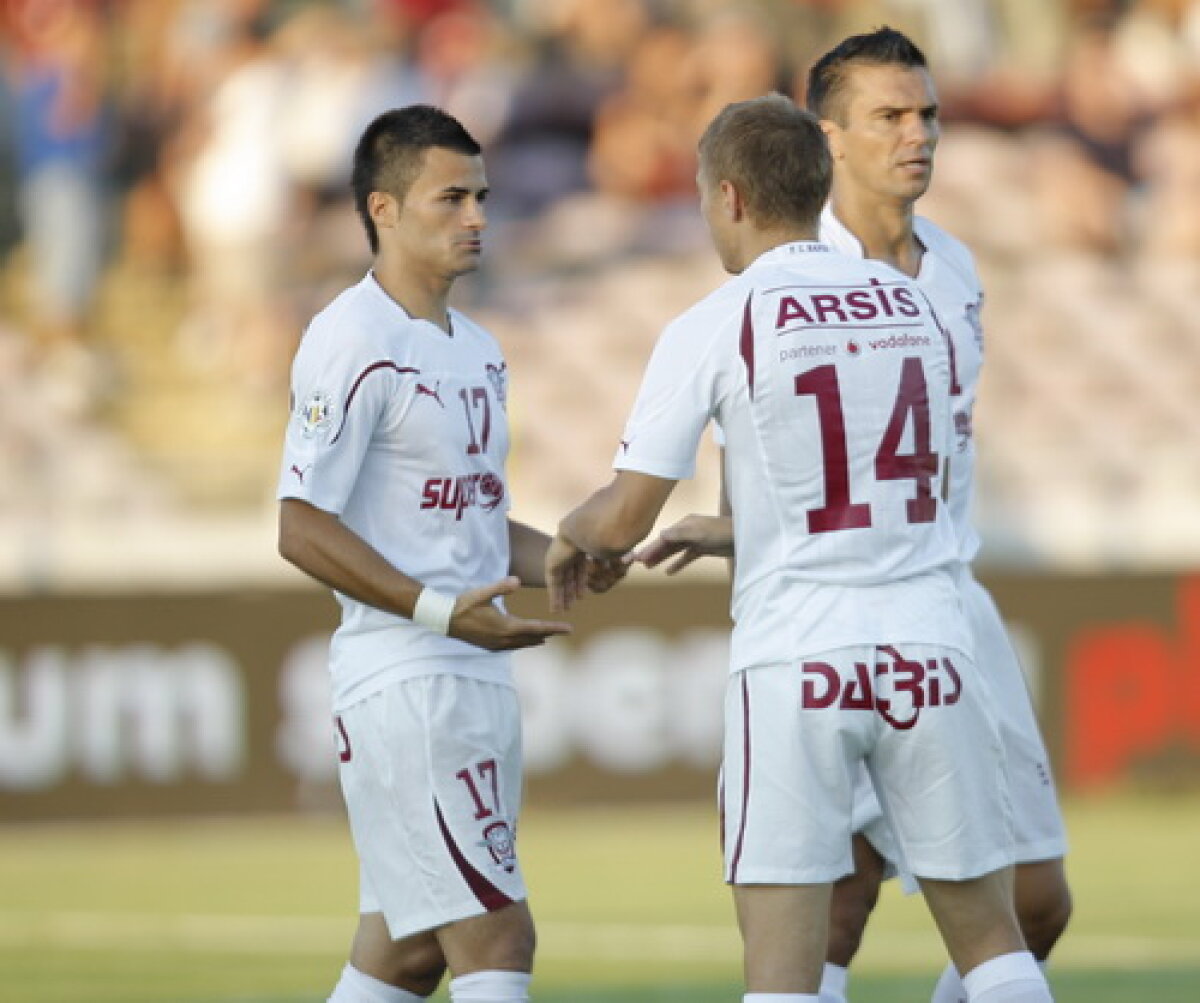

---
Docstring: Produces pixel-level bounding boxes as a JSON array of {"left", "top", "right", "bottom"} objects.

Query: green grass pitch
[{"left": 0, "top": 794, "right": 1197, "bottom": 1001}]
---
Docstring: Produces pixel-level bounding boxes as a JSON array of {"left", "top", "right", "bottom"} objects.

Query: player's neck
[
  {"left": 738, "top": 224, "right": 819, "bottom": 271},
  {"left": 830, "top": 190, "right": 923, "bottom": 278},
  {"left": 371, "top": 258, "right": 454, "bottom": 333}
]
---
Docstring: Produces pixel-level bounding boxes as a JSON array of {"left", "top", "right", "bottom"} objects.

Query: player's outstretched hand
[
  {"left": 546, "top": 534, "right": 590, "bottom": 612},
  {"left": 585, "top": 555, "right": 628, "bottom": 595},
  {"left": 450, "top": 576, "right": 571, "bottom": 651},
  {"left": 632, "top": 514, "right": 734, "bottom": 575}
]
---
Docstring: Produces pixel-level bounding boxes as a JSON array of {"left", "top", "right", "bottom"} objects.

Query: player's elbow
[
  {"left": 277, "top": 499, "right": 316, "bottom": 569},
  {"left": 277, "top": 519, "right": 304, "bottom": 569}
]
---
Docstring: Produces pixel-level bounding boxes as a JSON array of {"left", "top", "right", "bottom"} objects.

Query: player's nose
[
  {"left": 908, "top": 114, "right": 938, "bottom": 148},
  {"left": 464, "top": 196, "right": 487, "bottom": 230}
]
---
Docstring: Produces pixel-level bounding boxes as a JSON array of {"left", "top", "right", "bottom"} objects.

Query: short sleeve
[
  {"left": 277, "top": 344, "right": 401, "bottom": 514},
  {"left": 613, "top": 307, "right": 733, "bottom": 480}
]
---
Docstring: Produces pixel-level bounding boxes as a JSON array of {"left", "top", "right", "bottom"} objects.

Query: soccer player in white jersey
[
  {"left": 547, "top": 95, "right": 1052, "bottom": 1003},
  {"left": 636, "top": 29, "right": 1071, "bottom": 1003},
  {"left": 276, "top": 105, "right": 595, "bottom": 1003},
  {"left": 809, "top": 29, "right": 1072, "bottom": 1003}
]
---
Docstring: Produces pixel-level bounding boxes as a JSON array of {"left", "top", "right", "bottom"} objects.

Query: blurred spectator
[
  {"left": 413, "top": 4, "right": 516, "bottom": 145},
  {"left": 1026, "top": 13, "right": 1151, "bottom": 254},
  {"left": 3, "top": 0, "right": 112, "bottom": 365},
  {"left": 171, "top": 1, "right": 291, "bottom": 391},
  {"left": 484, "top": 0, "right": 640, "bottom": 218},
  {"left": 689, "top": 5, "right": 791, "bottom": 130},
  {"left": 588, "top": 22, "right": 698, "bottom": 203},
  {"left": 273, "top": 1, "right": 422, "bottom": 306},
  {"left": 107, "top": 0, "right": 188, "bottom": 274},
  {"left": 1135, "top": 83, "right": 1200, "bottom": 258}
]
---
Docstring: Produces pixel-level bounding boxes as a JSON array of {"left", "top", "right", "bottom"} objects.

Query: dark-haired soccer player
[
  {"left": 811, "top": 28, "right": 1071, "bottom": 1003},
  {"left": 277, "top": 105, "right": 594, "bottom": 1003}
]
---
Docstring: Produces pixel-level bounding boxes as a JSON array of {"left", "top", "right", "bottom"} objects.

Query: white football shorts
[
  {"left": 336, "top": 673, "right": 528, "bottom": 940},
  {"left": 853, "top": 569, "right": 1068, "bottom": 866},
  {"left": 722, "top": 644, "right": 1015, "bottom": 885}
]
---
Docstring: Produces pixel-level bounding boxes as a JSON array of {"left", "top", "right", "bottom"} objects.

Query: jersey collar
[{"left": 750, "top": 240, "right": 832, "bottom": 270}]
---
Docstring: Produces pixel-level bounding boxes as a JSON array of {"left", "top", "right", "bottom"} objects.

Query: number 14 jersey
[{"left": 614, "top": 242, "right": 970, "bottom": 672}]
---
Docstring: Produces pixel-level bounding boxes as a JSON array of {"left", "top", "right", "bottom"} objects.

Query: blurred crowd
[{"left": 1, "top": 0, "right": 1199, "bottom": 583}]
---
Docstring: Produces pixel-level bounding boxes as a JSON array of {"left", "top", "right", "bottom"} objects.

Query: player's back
[{"left": 717, "top": 243, "right": 963, "bottom": 664}]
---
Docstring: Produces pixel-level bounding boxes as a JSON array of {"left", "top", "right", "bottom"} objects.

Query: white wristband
[{"left": 412, "top": 587, "right": 456, "bottom": 635}]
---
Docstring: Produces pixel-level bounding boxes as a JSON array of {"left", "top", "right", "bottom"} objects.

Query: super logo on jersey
[{"left": 420, "top": 471, "right": 505, "bottom": 519}]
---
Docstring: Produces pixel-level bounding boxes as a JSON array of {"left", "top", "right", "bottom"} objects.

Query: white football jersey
[
  {"left": 615, "top": 242, "right": 968, "bottom": 672},
  {"left": 821, "top": 207, "right": 984, "bottom": 562},
  {"left": 278, "top": 273, "right": 513, "bottom": 710}
]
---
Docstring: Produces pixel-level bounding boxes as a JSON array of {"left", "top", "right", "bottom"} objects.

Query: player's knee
[
  {"left": 469, "top": 906, "right": 537, "bottom": 972},
  {"left": 389, "top": 941, "right": 448, "bottom": 997},
  {"left": 826, "top": 870, "right": 881, "bottom": 966},
  {"left": 1017, "top": 874, "right": 1072, "bottom": 960},
  {"left": 491, "top": 916, "right": 536, "bottom": 971}
]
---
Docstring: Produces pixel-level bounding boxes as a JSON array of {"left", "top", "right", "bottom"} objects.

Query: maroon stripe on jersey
[
  {"left": 434, "top": 798, "right": 514, "bottom": 912},
  {"left": 330, "top": 361, "right": 421, "bottom": 444},
  {"left": 335, "top": 716, "right": 352, "bottom": 763},
  {"left": 739, "top": 292, "right": 755, "bottom": 400},
  {"left": 729, "top": 672, "right": 752, "bottom": 882},
  {"left": 916, "top": 289, "right": 961, "bottom": 396}
]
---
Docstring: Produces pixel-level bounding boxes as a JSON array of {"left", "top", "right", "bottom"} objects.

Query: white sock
[
  {"left": 819, "top": 962, "right": 849, "bottom": 1003},
  {"left": 328, "top": 963, "right": 426, "bottom": 1002},
  {"left": 931, "top": 962, "right": 966, "bottom": 1003},
  {"left": 743, "top": 995, "right": 820, "bottom": 1002},
  {"left": 449, "top": 970, "right": 531, "bottom": 1002},
  {"left": 935, "top": 953, "right": 1052, "bottom": 1002},
  {"left": 962, "top": 951, "right": 1052, "bottom": 1002}
]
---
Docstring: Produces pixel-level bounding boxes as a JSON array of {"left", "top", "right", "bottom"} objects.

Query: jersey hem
[{"left": 333, "top": 654, "right": 514, "bottom": 713}]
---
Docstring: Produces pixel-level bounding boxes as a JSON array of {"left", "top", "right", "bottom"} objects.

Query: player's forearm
[
  {"left": 507, "top": 519, "right": 552, "bottom": 587},
  {"left": 278, "top": 499, "right": 422, "bottom": 618},
  {"left": 559, "top": 486, "right": 652, "bottom": 559}
]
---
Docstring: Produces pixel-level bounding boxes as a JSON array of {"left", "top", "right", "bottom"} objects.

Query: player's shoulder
[
  {"left": 664, "top": 272, "right": 752, "bottom": 339},
  {"left": 301, "top": 275, "right": 395, "bottom": 356},
  {"left": 914, "top": 216, "right": 980, "bottom": 287},
  {"left": 447, "top": 307, "right": 502, "bottom": 352}
]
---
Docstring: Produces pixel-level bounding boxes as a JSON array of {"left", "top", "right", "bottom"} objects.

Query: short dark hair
[
  {"left": 805, "top": 27, "right": 928, "bottom": 124},
  {"left": 351, "top": 105, "right": 482, "bottom": 254},
  {"left": 698, "top": 93, "right": 831, "bottom": 231}
]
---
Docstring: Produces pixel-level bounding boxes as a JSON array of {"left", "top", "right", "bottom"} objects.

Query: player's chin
[
  {"left": 895, "top": 172, "right": 932, "bottom": 199},
  {"left": 450, "top": 253, "right": 483, "bottom": 277}
]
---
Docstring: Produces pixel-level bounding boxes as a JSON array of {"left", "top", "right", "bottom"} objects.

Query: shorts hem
[
  {"left": 379, "top": 895, "right": 527, "bottom": 941},
  {"left": 907, "top": 848, "right": 1015, "bottom": 883},
  {"left": 1014, "top": 837, "right": 1068, "bottom": 864},
  {"left": 726, "top": 865, "right": 853, "bottom": 886}
]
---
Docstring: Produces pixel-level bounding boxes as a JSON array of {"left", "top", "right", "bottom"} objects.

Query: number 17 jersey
[
  {"left": 277, "top": 272, "right": 513, "bottom": 711},
  {"left": 614, "top": 242, "right": 969, "bottom": 672}
]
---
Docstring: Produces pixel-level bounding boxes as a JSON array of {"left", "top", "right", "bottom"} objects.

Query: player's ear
[
  {"left": 719, "top": 179, "right": 743, "bottom": 221},
  {"left": 820, "top": 119, "right": 844, "bottom": 160},
  {"left": 368, "top": 191, "right": 401, "bottom": 232}
]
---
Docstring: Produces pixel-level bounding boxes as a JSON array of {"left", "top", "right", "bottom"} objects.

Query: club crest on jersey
[
  {"left": 486, "top": 362, "right": 507, "bottom": 406},
  {"left": 480, "top": 820, "right": 517, "bottom": 872},
  {"left": 297, "top": 391, "right": 334, "bottom": 439}
]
